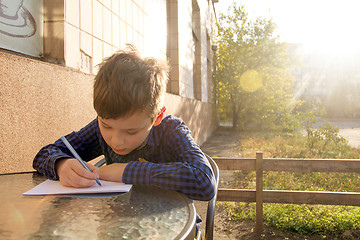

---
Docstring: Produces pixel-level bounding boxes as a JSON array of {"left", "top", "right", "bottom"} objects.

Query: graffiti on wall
[
  {"left": 0, "top": 0, "right": 42, "bottom": 57},
  {"left": 0, "top": 0, "right": 36, "bottom": 37}
]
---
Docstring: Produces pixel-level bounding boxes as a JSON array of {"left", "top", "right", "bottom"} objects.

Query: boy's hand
[
  {"left": 99, "top": 163, "right": 128, "bottom": 182},
  {"left": 55, "top": 158, "right": 100, "bottom": 188}
]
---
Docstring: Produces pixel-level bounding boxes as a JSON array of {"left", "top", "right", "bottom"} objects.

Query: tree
[{"left": 214, "top": 3, "right": 300, "bottom": 130}]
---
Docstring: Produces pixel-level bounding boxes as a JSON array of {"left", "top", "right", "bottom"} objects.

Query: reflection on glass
[{"left": 0, "top": 173, "right": 192, "bottom": 239}]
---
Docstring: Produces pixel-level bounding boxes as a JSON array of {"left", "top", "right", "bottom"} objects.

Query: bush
[{"left": 306, "top": 122, "right": 348, "bottom": 157}]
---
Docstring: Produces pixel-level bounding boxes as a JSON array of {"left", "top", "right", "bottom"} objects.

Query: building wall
[
  {"left": 0, "top": 0, "right": 217, "bottom": 174},
  {"left": 0, "top": 50, "right": 95, "bottom": 174}
]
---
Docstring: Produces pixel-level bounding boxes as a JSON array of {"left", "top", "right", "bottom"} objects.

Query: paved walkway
[{"left": 327, "top": 120, "right": 360, "bottom": 148}]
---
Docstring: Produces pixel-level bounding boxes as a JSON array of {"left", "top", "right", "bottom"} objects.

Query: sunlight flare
[{"left": 240, "top": 70, "right": 263, "bottom": 92}]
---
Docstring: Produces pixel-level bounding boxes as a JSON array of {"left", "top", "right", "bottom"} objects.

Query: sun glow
[
  {"left": 217, "top": 0, "right": 360, "bottom": 58},
  {"left": 276, "top": 0, "right": 360, "bottom": 58}
]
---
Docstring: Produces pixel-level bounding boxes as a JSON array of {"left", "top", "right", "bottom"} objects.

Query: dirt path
[{"left": 195, "top": 128, "right": 248, "bottom": 239}]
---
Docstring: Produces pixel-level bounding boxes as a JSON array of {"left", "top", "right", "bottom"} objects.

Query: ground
[{"left": 195, "top": 123, "right": 360, "bottom": 240}]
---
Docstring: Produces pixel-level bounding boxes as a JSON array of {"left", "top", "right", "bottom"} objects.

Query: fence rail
[{"left": 213, "top": 152, "right": 360, "bottom": 233}]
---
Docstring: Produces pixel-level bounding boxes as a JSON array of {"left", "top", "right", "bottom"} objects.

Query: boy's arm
[
  {"left": 98, "top": 163, "right": 128, "bottom": 182},
  {"left": 33, "top": 119, "right": 102, "bottom": 180},
  {"left": 123, "top": 153, "right": 215, "bottom": 201},
  {"left": 122, "top": 120, "right": 216, "bottom": 201}
]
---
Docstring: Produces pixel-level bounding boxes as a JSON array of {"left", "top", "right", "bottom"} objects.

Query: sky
[{"left": 214, "top": 0, "right": 360, "bottom": 57}]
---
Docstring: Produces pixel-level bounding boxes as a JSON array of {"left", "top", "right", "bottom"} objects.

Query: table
[{"left": 0, "top": 172, "right": 196, "bottom": 239}]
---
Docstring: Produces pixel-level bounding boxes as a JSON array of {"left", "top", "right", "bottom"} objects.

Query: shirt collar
[
  {"left": 136, "top": 126, "right": 157, "bottom": 150},
  {"left": 136, "top": 114, "right": 167, "bottom": 150}
]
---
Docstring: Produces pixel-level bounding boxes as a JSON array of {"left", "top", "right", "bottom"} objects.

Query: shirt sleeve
[
  {"left": 32, "top": 119, "right": 102, "bottom": 180},
  {"left": 122, "top": 119, "right": 216, "bottom": 201}
]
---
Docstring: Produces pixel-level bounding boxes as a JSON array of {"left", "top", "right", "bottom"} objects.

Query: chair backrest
[
  {"left": 204, "top": 154, "right": 219, "bottom": 240},
  {"left": 94, "top": 158, "right": 106, "bottom": 167}
]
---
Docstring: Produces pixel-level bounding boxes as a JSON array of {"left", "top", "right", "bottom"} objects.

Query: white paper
[{"left": 23, "top": 179, "right": 132, "bottom": 196}]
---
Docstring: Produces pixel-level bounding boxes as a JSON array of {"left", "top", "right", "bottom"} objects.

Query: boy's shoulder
[
  {"left": 151, "top": 115, "right": 191, "bottom": 145},
  {"left": 155, "top": 115, "right": 190, "bottom": 134},
  {"left": 161, "top": 115, "right": 185, "bottom": 127},
  {"left": 162, "top": 114, "right": 181, "bottom": 122}
]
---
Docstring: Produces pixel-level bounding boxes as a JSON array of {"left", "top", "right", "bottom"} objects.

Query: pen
[{"left": 60, "top": 136, "right": 102, "bottom": 186}]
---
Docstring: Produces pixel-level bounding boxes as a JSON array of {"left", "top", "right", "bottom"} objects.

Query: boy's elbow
[
  {"left": 194, "top": 186, "right": 215, "bottom": 201},
  {"left": 200, "top": 167, "right": 217, "bottom": 201},
  {"left": 204, "top": 182, "right": 216, "bottom": 201},
  {"left": 193, "top": 177, "right": 216, "bottom": 201}
]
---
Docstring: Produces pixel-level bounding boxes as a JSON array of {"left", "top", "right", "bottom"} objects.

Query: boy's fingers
[
  {"left": 71, "top": 160, "right": 97, "bottom": 180},
  {"left": 63, "top": 159, "right": 96, "bottom": 187},
  {"left": 57, "top": 159, "right": 97, "bottom": 187},
  {"left": 86, "top": 162, "right": 100, "bottom": 178},
  {"left": 70, "top": 177, "right": 96, "bottom": 188},
  {"left": 60, "top": 166, "right": 96, "bottom": 188}
]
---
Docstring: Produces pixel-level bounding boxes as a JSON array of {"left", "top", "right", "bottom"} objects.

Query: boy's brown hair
[{"left": 93, "top": 45, "right": 168, "bottom": 120}]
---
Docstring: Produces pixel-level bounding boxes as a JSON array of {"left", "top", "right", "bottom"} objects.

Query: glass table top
[{"left": 0, "top": 172, "right": 196, "bottom": 240}]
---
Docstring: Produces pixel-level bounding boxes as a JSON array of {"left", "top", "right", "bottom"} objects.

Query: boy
[{"left": 33, "top": 46, "right": 216, "bottom": 202}]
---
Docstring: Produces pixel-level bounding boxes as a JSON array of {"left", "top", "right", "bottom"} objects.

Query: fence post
[{"left": 255, "top": 152, "right": 263, "bottom": 233}]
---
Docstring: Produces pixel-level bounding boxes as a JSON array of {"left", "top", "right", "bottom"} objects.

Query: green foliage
[
  {"left": 223, "top": 203, "right": 360, "bottom": 236},
  {"left": 265, "top": 204, "right": 360, "bottom": 234},
  {"left": 220, "top": 129, "right": 360, "bottom": 236},
  {"left": 306, "top": 122, "right": 348, "bottom": 157},
  {"left": 214, "top": 3, "right": 302, "bottom": 130}
]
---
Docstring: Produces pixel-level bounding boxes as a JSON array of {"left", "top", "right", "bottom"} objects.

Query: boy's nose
[{"left": 111, "top": 133, "right": 125, "bottom": 147}]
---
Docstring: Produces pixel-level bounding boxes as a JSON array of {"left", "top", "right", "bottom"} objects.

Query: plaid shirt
[{"left": 33, "top": 115, "right": 215, "bottom": 201}]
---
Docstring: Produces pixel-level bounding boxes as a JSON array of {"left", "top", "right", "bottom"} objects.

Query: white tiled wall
[
  {"left": 65, "top": 0, "right": 80, "bottom": 27},
  {"left": 61, "top": 0, "right": 164, "bottom": 74},
  {"left": 80, "top": 0, "right": 92, "bottom": 33},
  {"left": 64, "top": 22, "right": 81, "bottom": 69},
  {"left": 178, "top": 0, "right": 195, "bottom": 99}
]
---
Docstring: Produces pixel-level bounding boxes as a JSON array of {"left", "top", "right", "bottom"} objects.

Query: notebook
[{"left": 23, "top": 179, "right": 132, "bottom": 196}]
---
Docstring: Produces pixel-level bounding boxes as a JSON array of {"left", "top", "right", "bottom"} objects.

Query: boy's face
[{"left": 98, "top": 111, "right": 155, "bottom": 155}]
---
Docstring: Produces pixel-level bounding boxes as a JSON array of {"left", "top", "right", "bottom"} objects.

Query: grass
[
  {"left": 218, "top": 128, "right": 360, "bottom": 237},
  {"left": 235, "top": 130, "right": 360, "bottom": 159}
]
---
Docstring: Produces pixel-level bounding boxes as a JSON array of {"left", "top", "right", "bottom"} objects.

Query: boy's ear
[
  {"left": 153, "top": 106, "right": 166, "bottom": 126},
  {"left": 153, "top": 114, "right": 163, "bottom": 126}
]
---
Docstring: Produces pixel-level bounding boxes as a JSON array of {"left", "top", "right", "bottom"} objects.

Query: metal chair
[
  {"left": 94, "top": 154, "right": 219, "bottom": 240},
  {"left": 94, "top": 158, "right": 106, "bottom": 167},
  {"left": 203, "top": 154, "right": 219, "bottom": 240}
]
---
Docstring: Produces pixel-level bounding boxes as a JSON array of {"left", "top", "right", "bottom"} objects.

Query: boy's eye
[
  {"left": 127, "top": 131, "right": 139, "bottom": 135},
  {"left": 102, "top": 123, "right": 112, "bottom": 129}
]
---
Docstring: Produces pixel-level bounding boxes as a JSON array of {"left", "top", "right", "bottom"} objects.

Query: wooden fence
[{"left": 214, "top": 152, "right": 360, "bottom": 233}]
